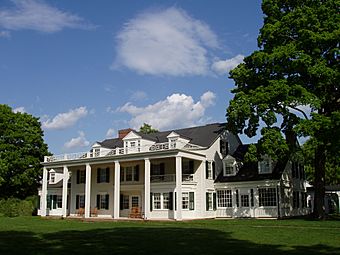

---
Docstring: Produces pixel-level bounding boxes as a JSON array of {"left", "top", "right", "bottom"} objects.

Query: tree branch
[{"left": 289, "top": 106, "right": 309, "bottom": 120}]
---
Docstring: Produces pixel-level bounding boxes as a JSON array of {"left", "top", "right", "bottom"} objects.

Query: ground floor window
[
  {"left": 241, "top": 194, "right": 249, "bottom": 207},
  {"left": 76, "top": 194, "right": 85, "bottom": 209},
  {"left": 153, "top": 193, "right": 161, "bottom": 209},
  {"left": 206, "top": 192, "right": 215, "bottom": 210},
  {"left": 258, "top": 188, "right": 277, "bottom": 206},
  {"left": 182, "top": 192, "right": 189, "bottom": 210},
  {"left": 47, "top": 194, "right": 62, "bottom": 209},
  {"left": 97, "top": 194, "right": 109, "bottom": 210},
  {"left": 131, "top": 196, "right": 139, "bottom": 208},
  {"left": 163, "top": 193, "right": 169, "bottom": 209},
  {"left": 152, "top": 192, "right": 172, "bottom": 210},
  {"left": 217, "top": 190, "right": 232, "bottom": 208},
  {"left": 293, "top": 191, "right": 299, "bottom": 209}
]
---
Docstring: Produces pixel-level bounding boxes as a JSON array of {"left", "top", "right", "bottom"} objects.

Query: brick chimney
[{"left": 118, "top": 128, "right": 134, "bottom": 139}]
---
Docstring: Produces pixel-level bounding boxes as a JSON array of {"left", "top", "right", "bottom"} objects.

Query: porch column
[
  {"left": 113, "top": 161, "right": 120, "bottom": 219},
  {"left": 84, "top": 163, "right": 91, "bottom": 218},
  {"left": 175, "top": 156, "right": 182, "bottom": 220},
  {"left": 61, "top": 165, "right": 69, "bottom": 217},
  {"left": 41, "top": 166, "right": 48, "bottom": 217},
  {"left": 144, "top": 158, "right": 150, "bottom": 219}
]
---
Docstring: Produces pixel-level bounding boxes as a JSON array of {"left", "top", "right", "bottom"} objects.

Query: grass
[{"left": 0, "top": 217, "right": 339, "bottom": 255}]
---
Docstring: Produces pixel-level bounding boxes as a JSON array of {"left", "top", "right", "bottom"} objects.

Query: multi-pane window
[
  {"left": 153, "top": 193, "right": 161, "bottom": 209},
  {"left": 258, "top": 159, "right": 271, "bottom": 174},
  {"left": 79, "top": 170, "right": 85, "bottom": 183},
  {"left": 217, "top": 190, "right": 232, "bottom": 208},
  {"left": 79, "top": 195, "right": 85, "bottom": 208},
  {"left": 131, "top": 196, "right": 139, "bottom": 208},
  {"left": 122, "top": 195, "right": 129, "bottom": 209},
  {"left": 223, "top": 157, "right": 237, "bottom": 176},
  {"left": 241, "top": 195, "right": 249, "bottom": 207},
  {"left": 97, "top": 194, "right": 109, "bottom": 210},
  {"left": 207, "top": 162, "right": 213, "bottom": 179},
  {"left": 182, "top": 192, "right": 189, "bottom": 210},
  {"left": 163, "top": 193, "right": 169, "bottom": 209},
  {"left": 258, "top": 188, "right": 277, "bottom": 206},
  {"left": 121, "top": 166, "right": 139, "bottom": 182},
  {"left": 206, "top": 192, "right": 213, "bottom": 210},
  {"left": 97, "top": 168, "right": 110, "bottom": 183}
]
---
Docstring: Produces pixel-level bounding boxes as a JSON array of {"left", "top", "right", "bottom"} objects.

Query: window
[
  {"left": 217, "top": 190, "right": 232, "bottom": 208},
  {"left": 258, "top": 158, "right": 272, "bottom": 174},
  {"left": 258, "top": 188, "right": 277, "bottom": 206},
  {"left": 225, "top": 164, "right": 235, "bottom": 175},
  {"left": 131, "top": 196, "right": 139, "bottom": 208},
  {"left": 57, "top": 195, "right": 62, "bottom": 208},
  {"left": 183, "top": 160, "right": 194, "bottom": 174},
  {"left": 153, "top": 193, "right": 161, "bottom": 209},
  {"left": 182, "top": 192, "right": 189, "bottom": 210},
  {"left": 170, "top": 138, "right": 177, "bottom": 149},
  {"left": 206, "top": 192, "right": 213, "bottom": 210},
  {"left": 97, "top": 168, "right": 110, "bottom": 183},
  {"left": 49, "top": 172, "right": 55, "bottom": 183},
  {"left": 207, "top": 161, "right": 213, "bottom": 179},
  {"left": 77, "top": 170, "right": 85, "bottom": 184},
  {"left": 163, "top": 193, "right": 169, "bottom": 209},
  {"left": 223, "top": 157, "right": 237, "bottom": 176},
  {"left": 122, "top": 195, "right": 129, "bottom": 209},
  {"left": 79, "top": 195, "right": 85, "bottom": 209},
  {"left": 241, "top": 195, "right": 249, "bottom": 207},
  {"left": 293, "top": 191, "right": 300, "bottom": 209},
  {"left": 97, "top": 194, "right": 109, "bottom": 210},
  {"left": 121, "top": 165, "right": 140, "bottom": 182},
  {"left": 48, "top": 195, "right": 62, "bottom": 209}
]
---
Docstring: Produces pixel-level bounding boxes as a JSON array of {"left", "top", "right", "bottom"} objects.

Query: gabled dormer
[
  {"left": 258, "top": 155, "right": 273, "bottom": 174},
  {"left": 91, "top": 142, "right": 102, "bottom": 157},
  {"left": 167, "top": 131, "right": 180, "bottom": 149},
  {"left": 222, "top": 155, "right": 239, "bottom": 176}
]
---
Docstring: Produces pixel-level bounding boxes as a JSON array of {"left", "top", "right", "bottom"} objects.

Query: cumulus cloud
[
  {"left": 211, "top": 54, "right": 244, "bottom": 75},
  {"left": 64, "top": 131, "right": 89, "bottom": 149},
  {"left": 106, "top": 128, "right": 116, "bottom": 138},
  {"left": 0, "top": 0, "right": 94, "bottom": 33},
  {"left": 13, "top": 106, "right": 26, "bottom": 113},
  {"left": 117, "top": 91, "right": 216, "bottom": 130},
  {"left": 113, "top": 7, "right": 219, "bottom": 76},
  {"left": 42, "top": 106, "right": 88, "bottom": 130}
]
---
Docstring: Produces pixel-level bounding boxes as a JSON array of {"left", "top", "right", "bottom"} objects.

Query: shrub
[{"left": 0, "top": 197, "right": 35, "bottom": 217}]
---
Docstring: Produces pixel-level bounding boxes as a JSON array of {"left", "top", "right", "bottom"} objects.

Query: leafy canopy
[
  {"left": 139, "top": 123, "right": 159, "bottom": 134},
  {"left": 0, "top": 104, "right": 49, "bottom": 199}
]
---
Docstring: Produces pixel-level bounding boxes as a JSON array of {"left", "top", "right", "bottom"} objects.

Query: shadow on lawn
[{"left": 0, "top": 227, "right": 338, "bottom": 255}]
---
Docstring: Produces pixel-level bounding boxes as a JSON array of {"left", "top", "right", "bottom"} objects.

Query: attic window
[
  {"left": 258, "top": 157, "right": 272, "bottom": 174},
  {"left": 223, "top": 157, "right": 237, "bottom": 176}
]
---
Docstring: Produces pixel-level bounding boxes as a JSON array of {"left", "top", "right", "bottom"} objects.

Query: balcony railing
[
  {"left": 149, "top": 174, "right": 195, "bottom": 183},
  {"left": 44, "top": 141, "right": 202, "bottom": 163}
]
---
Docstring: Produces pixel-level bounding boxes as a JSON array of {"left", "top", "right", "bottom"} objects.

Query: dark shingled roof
[
  {"left": 98, "top": 123, "right": 226, "bottom": 149},
  {"left": 215, "top": 144, "right": 288, "bottom": 183}
]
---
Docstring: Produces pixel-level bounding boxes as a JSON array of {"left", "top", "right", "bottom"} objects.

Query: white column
[
  {"left": 200, "top": 160, "right": 206, "bottom": 217},
  {"left": 175, "top": 156, "right": 182, "bottom": 220},
  {"left": 144, "top": 158, "right": 150, "bottom": 219},
  {"left": 41, "top": 166, "right": 48, "bottom": 216},
  {"left": 113, "top": 161, "right": 120, "bottom": 219},
  {"left": 84, "top": 163, "right": 91, "bottom": 218},
  {"left": 61, "top": 165, "right": 69, "bottom": 217}
]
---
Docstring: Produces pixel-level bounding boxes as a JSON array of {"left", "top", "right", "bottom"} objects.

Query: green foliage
[
  {"left": 226, "top": 0, "right": 339, "bottom": 217},
  {"left": 0, "top": 104, "right": 49, "bottom": 199},
  {"left": 139, "top": 123, "right": 158, "bottom": 134},
  {"left": 0, "top": 198, "right": 34, "bottom": 217}
]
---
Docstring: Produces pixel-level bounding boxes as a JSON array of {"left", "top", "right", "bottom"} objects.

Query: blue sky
[{"left": 0, "top": 0, "right": 264, "bottom": 155}]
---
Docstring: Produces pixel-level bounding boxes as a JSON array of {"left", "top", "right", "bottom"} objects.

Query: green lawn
[{"left": 0, "top": 217, "right": 339, "bottom": 255}]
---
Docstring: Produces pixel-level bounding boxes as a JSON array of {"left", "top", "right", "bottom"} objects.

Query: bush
[{"left": 0, "top": 197, "right": 35, "bottom": 217}]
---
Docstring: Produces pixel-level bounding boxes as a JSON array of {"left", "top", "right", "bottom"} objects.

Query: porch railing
[
  {"left": 44, "top": 141, "right": 202, "bottom": 163},
  {"left": 182, "top": 174, "right": 194, "bottom": 182},
  {"left": 150, "top": 174, "right": 175, "bottom": 183}
]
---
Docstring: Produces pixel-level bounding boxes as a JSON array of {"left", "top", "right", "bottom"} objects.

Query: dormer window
[
  {"left": 258, "top": 157, "right": 272, "bottom": 174},
  {"left": 49, "top": 170, "right": 56, "bottom": 184},
  {"left": 170, "top": 138, "right": 177, "bottom": 149},
  {"left": 222, "top": 156, "right": 237, "bottom": 176}
]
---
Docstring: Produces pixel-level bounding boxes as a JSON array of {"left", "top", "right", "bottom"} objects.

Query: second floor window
[
  {"left": 121, "top": 165, "right": 140, "bottom": 182},
  {"left": 97, "top": 167, "right": 110, "bottom": 183}
]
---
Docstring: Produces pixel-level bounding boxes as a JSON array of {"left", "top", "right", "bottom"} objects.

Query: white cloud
[
  {"left": 13, "top": 106, "right": 25, "bottom": 113},
  {"left": 42, "top": 106, "right": 88, "bottom": 130},
  {"left": 211, "top": 54, "right": 244, "bottom": 75},
  {"left": 64, "top": 131, "right": 89, "bottom": 149},
  {"left": 113, "top": 7, "right": 219, "bottom": 76},
  {"left": 0, "top": 30, "right": 10, "bottom": 38},
  {"left": 117, "top": 91, "right": 216, "bottom": 130},
  {"left": 106, "top": 128, "right": 116, "bottom": 138},
  {"left": 0, "top": 0, "right": 93, "bottom": 33},
  {"left": 130, "top": 90, "right": 147, "bottom": 101}
]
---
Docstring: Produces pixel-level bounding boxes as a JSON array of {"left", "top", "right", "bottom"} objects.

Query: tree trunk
[{"left": 313, "top": 144, "right": 326, "bottom": 219}]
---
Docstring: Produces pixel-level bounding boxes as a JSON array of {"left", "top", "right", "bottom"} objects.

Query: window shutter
[
  {"left": 47, "top": 195, "right": 51, "bottom": 209},
  {"left": 205, "top": 161, "right": 209, "bottom": 179},
  {"left": 236, "top": 190, "right": 239, "bottom": 207},
  {"left": 37, "top": 196, "right": 41, "bottom": 210},
  {"left": 213, "top": 193, "right": 217, "bottom": 211},
  {"left": 52, "top": 195, "right": 57, "bottom": 209},
  {"left": 105, "top": 194, "right": 109, "bottom": 210},
  {"left": 77, "top": 170, "right": 80, "bottom": 184},
  {"left": 220, "top": 139, "right": 224, "bottom": 154},
  {"left": 189, "top": 192, "right": 194, "bottom": 210},
  {"left": 175, "top": 192, "right": 177, "bottom": 211},
  {"left": 206, "top": 193, "right": 209, "bottom": 211},
  {"left": 106, "top": 167, "right": 110, "bottom": 183},
  {"left": 150, "top": 193, "right": 153, "bottom": 211},
  {"left": 250, "top": 189, "right": 254, "bottom": 207},
  {"left": 169, "top": 192, "right": 173, "bottom": 210},
  {"left": 135, "top": 165, "right": 140, "bottom": 181},
  {"left": 212, "top": 161, "right": 216, "bottom": 179},
  {"left": 189, "top": 160, "right": 194, "bottom": 174},
  {"left": 120, "top": 194, "right": 123, "bottom": 210},
  {"left": 97, "top": 194, "right": 100, "bottom": 209},
  {"left": 97, "top": 168, "right": 100, "bottom": 183},
  {"left": 160, "top": 163, "right": 165, "bottom": 175}
]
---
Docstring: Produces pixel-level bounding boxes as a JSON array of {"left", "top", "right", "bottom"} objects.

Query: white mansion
[{"left": 39, "top": 123, "right": 309, "bottom": 220}]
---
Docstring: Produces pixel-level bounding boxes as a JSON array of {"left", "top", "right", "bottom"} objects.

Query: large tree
[
  {"left": 139, "top": 123, "right": 159, "bottom": 134},
  {"left": 0, "top": 104, "right": 49, "bottom": 199},
  {"left": 227, "top": 0, "right": 339, "bottom": 218}
]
